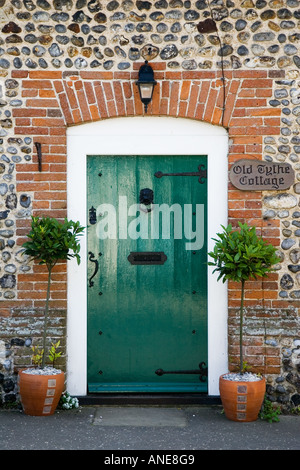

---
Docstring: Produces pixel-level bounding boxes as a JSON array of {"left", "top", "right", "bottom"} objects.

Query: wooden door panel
[{"left": 87, "top": 155, "right": 207, "bottom": 392}]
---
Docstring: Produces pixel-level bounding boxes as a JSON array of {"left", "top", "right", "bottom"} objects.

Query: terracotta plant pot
[
  {"left": 18, "top": 369, "right": 65, "bottom": 416},
  {"left": 219, "top": 374, "right": 266, "bottom": 422}
]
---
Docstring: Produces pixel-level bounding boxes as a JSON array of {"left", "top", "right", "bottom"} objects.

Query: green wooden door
[{"left": 87, "top": 155, "right": 207, "bottom": 393}]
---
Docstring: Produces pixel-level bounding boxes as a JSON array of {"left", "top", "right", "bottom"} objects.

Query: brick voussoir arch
[
  {"left": 49, "top": 68, "right": 240, "bottom": 128},
  {"left": 14, "top": 68, "right": 282, "bottom": 140},
  {"left": 14, "top": 68, "right": 282, "bottom": 229},
  {"left": 14, "top": 68, "right": 282, "bottom": 141},
  {"left": 12, "top": 66, "right": 284, "bottom": 370}
]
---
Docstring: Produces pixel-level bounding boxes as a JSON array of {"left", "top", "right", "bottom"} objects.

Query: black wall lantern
[{"left": 135, "top": 61, "right": 157, "bottom": 113}]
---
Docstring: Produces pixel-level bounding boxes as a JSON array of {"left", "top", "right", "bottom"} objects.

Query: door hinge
[
  {"left": 154, "top": 165, "right": 207, "bottom": 184},
  {"left": 155, "top": 362, "right": 208, "bottom": 382},
  {"left": 89, "top": 206, "right": 97, "bottom": 225}
]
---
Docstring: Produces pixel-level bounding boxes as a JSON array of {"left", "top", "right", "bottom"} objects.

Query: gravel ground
[{"left": 0, "top": 405, "right": 299, "bottom": 451}]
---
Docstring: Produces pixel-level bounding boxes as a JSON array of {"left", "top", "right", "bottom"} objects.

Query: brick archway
[
  {"left": 14, "top": 66, "right": 281, "bottom": 262},
  {"left": 11, "top": 66, "right": 283, "bottom": 385},
  {"left": 14, "top": 66, "right": 281, "bottom": 312},
  {"left": 14, "top": 67, "right": 282, "bottom": 303},
  {"left": 14, "top": 67, "right": 241, "bottom": 134},
  {"left": 53, "top": 67, "right": 237, "bottom": 127},
  {"left": 13, "top": 67, "right": 281, "bottom": 190}
]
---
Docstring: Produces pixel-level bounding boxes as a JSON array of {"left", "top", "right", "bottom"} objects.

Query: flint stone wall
[{"left": 0, "top": 0, "right": 299, "bottom": 411}]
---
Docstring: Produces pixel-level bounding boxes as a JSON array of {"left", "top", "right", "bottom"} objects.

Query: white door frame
[{"left": 67, "top": 116, "right": 228, "bottom": 396}]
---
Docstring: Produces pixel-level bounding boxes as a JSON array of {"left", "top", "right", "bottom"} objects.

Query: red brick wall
[{"left": 6, "top": 66, "right": 289, "bottom": 375}]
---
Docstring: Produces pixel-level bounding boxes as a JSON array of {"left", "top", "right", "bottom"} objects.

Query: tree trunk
[
  {"left": 42, "top": 266, "right": 52, "bottom": 369},
  {"left": 239, "top": 279, "right": 245, "bottom": 374}
]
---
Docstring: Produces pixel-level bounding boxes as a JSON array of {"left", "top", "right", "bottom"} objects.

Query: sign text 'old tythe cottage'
[{"left": 229, "top": 159, "right": 294, "bottom": 191}]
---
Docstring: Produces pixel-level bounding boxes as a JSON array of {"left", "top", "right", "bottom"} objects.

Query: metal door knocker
[{"left": 139, "top": 188, "right": 154, "bottom": 213}]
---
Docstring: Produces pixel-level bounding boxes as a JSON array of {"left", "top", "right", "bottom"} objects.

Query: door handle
[{"left": 88, "top": 251, "right": 101, "bottom": 287}]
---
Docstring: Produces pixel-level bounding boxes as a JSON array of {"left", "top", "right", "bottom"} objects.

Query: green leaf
[
  {"left": 22, "top": 216, "right": 85, "bottom": 270},
  {"left": 207, "top": 222, "right": 280, "bottom": 284}
]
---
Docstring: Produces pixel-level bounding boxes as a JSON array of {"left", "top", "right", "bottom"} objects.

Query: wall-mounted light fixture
[{"left": 135, "top": 61, "right": 157, "bottom": 113}]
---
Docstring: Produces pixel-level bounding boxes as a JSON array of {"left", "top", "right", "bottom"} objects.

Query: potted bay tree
[
  {"left": 208, "top": 222, "right": 280, "bottom": 422},
  {"left": 18, "top": 216, "right": 84, "bottom": 416}
]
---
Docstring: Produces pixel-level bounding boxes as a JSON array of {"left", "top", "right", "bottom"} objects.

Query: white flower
[{"left": 59, "top": 391, "right": 79, "bottom": 410}]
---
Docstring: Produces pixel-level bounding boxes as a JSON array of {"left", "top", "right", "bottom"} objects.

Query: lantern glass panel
[{"left": 140, "top": 83, "right": 153, "bottom": 100}]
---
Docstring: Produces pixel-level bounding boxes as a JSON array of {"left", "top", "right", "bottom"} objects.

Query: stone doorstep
[{"left": 93, "top": 406, "right": 187, "bottom": 427}]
